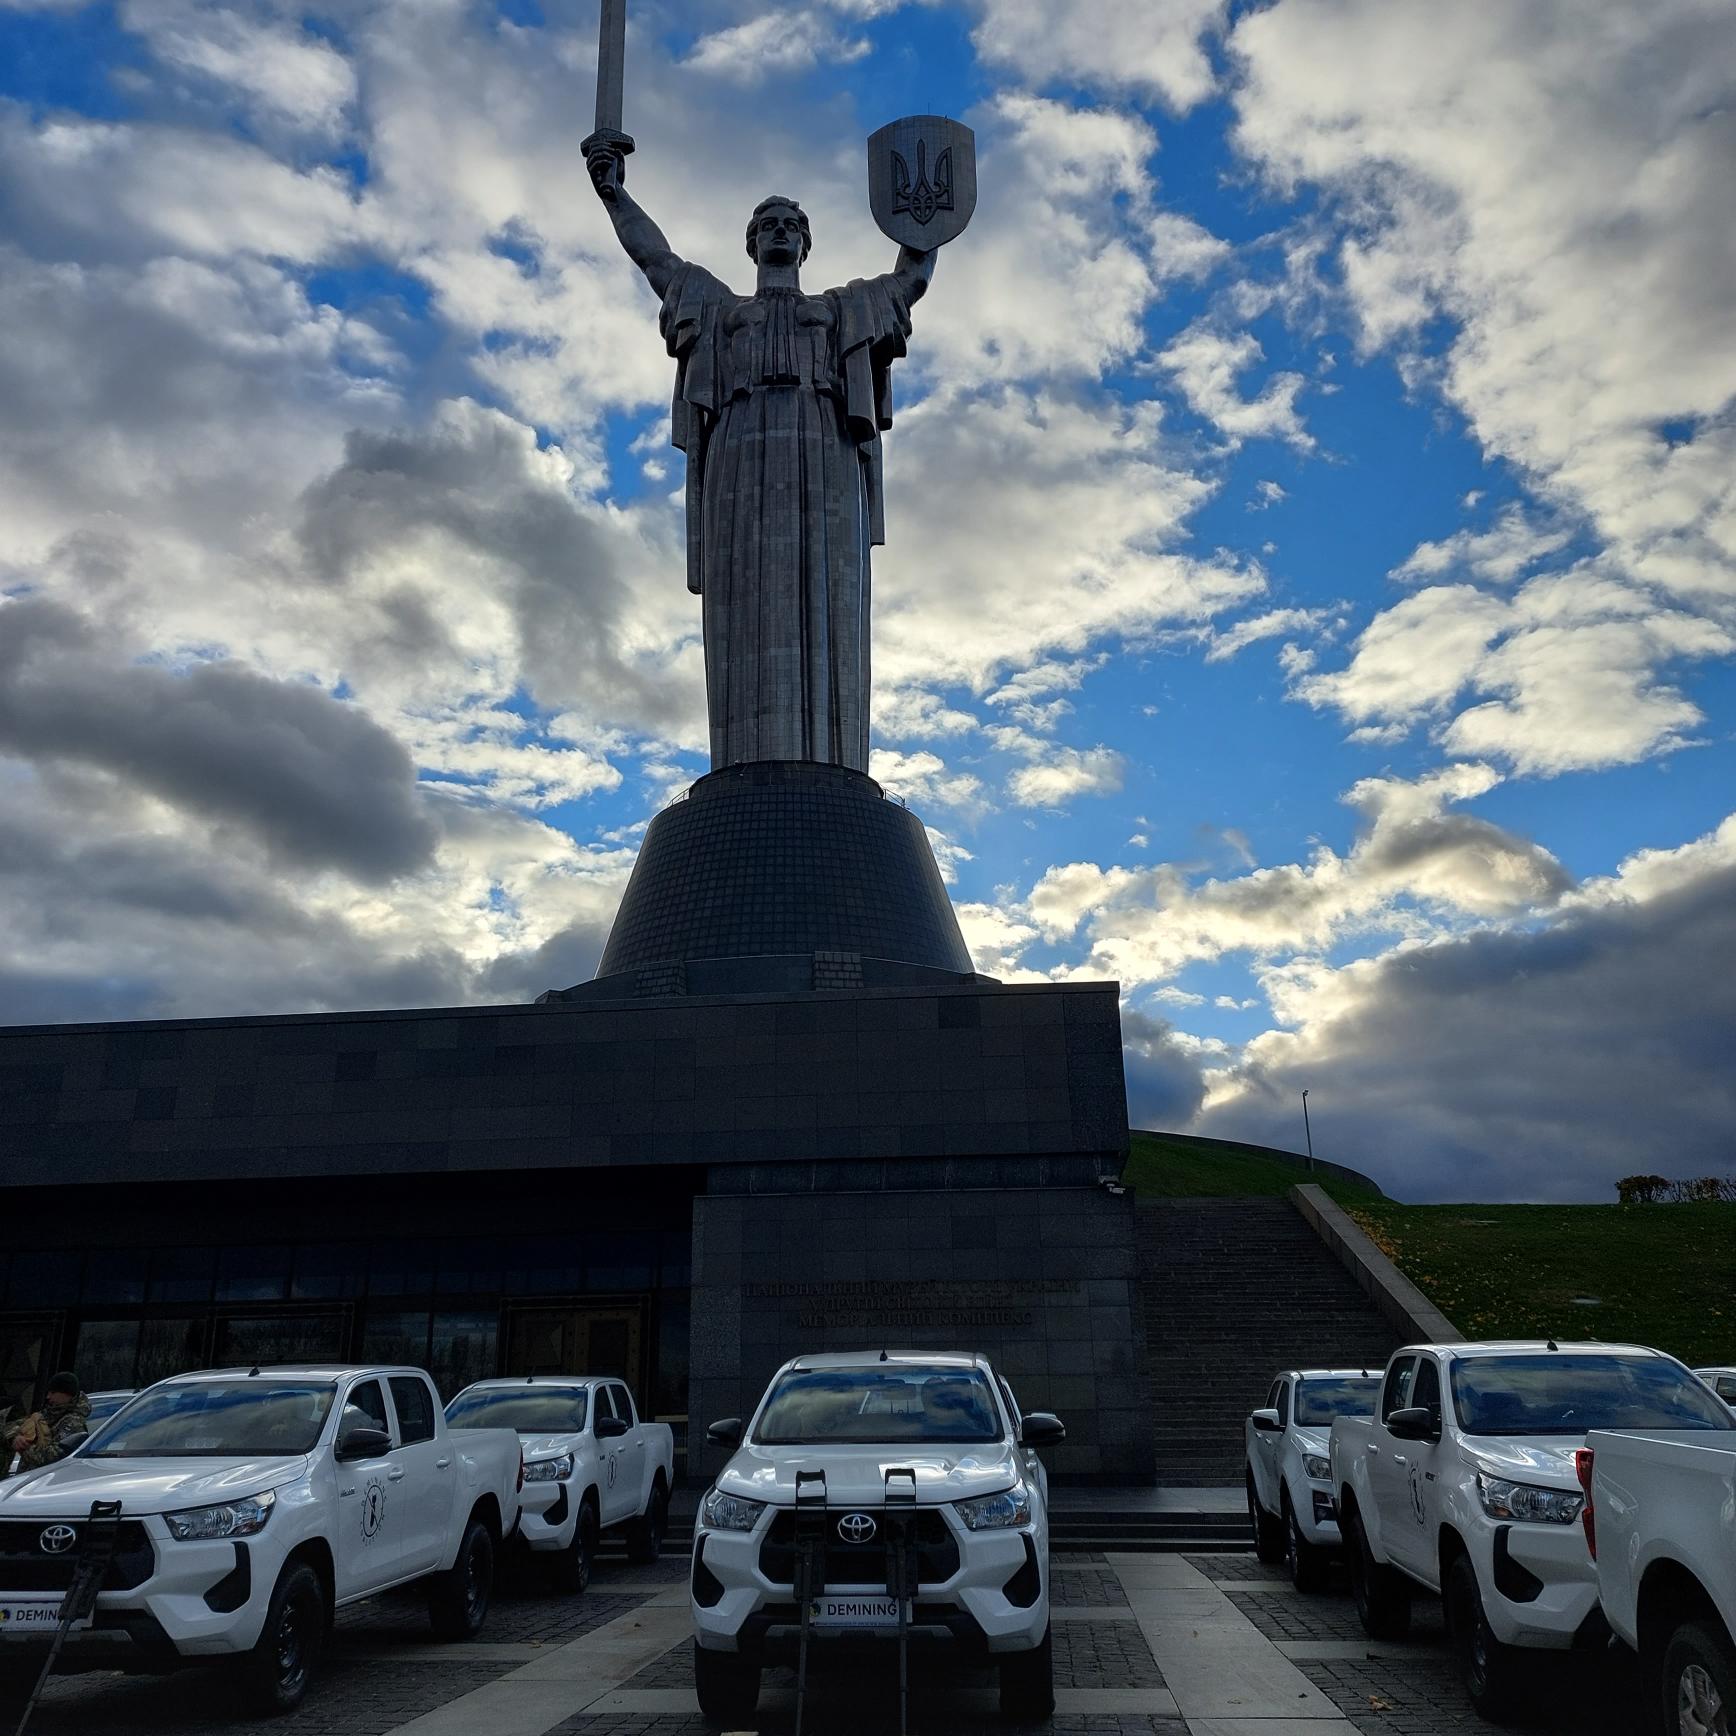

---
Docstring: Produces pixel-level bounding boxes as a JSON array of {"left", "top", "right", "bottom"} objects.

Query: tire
[
  {"left": 998, "top": 1625, "right": 1055, "bottom": 1722},
  {"left": 1659, "top": 1619, "right": 1736, "bottom": 1736},
  {"left": 428, "top": 1515, "right": 495, "bottom": 1640},
  {"left": 552, "top": 1497, "right": 598, "bottom": 1595},
  {"left": 693, "top": 1641, "right": 760, "bottom": 1723},
  {"left": 1285, "top": 1495, "right": 1330, "bottom": 1594},
  {"left": 1345, "top": 1508, "right": 1411, "bottom": 1640},
  {"left": 625, "top": 1478, "right": 668, "bottom": 1566},
  {"left": 240, "top": 1561, "right": 326, "bottom": 1714},
  {"left": 1248, "top": 1467, "right": 1285, "bottom": 1565},
  {"left": 1446, "top": 1553, "right": 1527, "bottom": 1723}
]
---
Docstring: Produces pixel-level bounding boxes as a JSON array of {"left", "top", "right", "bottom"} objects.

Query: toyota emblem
[
  {"left": 39, "top": 1525, "right": 77, "bottom": 1556},
  {"left": 837, "top": 1512, "right": 877, "bottom": 1544}
]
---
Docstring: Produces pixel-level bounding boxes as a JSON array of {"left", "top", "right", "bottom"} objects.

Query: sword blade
[{"left": 595, "top": 0, "right": 626, "bottom": 135}]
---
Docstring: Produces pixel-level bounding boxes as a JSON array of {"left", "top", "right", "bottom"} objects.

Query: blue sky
[{"left": 0, "top": 0, "right": 1732, "bottom": 1200}]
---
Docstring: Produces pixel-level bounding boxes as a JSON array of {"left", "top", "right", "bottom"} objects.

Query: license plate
[
  {"left": 0, "top": 1602, "right": 82, "bottom": 1638},
  {"left": 811, "top": 1596, "right": 903, "bottom": 1628}
]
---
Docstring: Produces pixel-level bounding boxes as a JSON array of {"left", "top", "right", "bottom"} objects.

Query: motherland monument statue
[{"left": 582, "top": 0, "right": 975, "bottom": 774}]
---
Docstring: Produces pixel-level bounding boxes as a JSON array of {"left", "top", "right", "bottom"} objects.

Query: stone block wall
[{"left": 689, "top": 1183, "right": 1151, "bottom": 1484}]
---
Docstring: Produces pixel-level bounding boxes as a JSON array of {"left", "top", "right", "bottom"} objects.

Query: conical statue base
[{"left": 545, "top": 761, "right": 980, "bottom": 1001}]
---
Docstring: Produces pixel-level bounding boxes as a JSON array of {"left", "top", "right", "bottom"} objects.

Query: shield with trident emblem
[{"left": 867, "top": 115, "right": 977, "bottom": 250}]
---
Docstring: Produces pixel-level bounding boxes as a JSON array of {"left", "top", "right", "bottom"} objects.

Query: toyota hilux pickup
[
  {"left": 445, "top": 1375, "right": 674, "bottom": 1591},
  {"left": 690, "top": 1351, "right": 1064, "bottom": 1725},
  {"left": 0, "top": 1365, "right": 523, "bottom": 1712},
  {"left": 1580, "top": 1426, "right": 1736, "bottom": 1736},
  {"left": 1331, "top": 1340, "right": 1733, "bottom": 1721},
  {"left": 1246, "top": 1367, "right": 1381, "bottom": 1590}
]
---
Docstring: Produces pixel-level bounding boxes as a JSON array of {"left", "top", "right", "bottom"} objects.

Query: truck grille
[
  {"left": 0, "top": 1520, "right": 155, "bottom": 1592},
  {"left": 759, "top": 1510, "right": 959, "bottom": 1589}
]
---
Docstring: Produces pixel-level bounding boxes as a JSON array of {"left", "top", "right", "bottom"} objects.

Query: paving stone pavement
[
  {"left": 1052, "top": 1567, "right": 1131, "bottom": 1608},
  {"left": 0, "top": 1546, "right": 1646, "bottom": 1736}
]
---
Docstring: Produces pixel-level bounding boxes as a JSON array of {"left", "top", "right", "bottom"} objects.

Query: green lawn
[
  {"left": 1349, "top": 1201, "right": 1736, "bottom": 1367},
  {"left": 1122, "top": 1129, "right": 1384, "bottom": 1205}
]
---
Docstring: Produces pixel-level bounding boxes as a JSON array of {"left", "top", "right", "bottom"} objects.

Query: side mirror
[
  {"left": 335, "top": 1426, "right": 392, "bottom": 1462},
  {"left": 594, "top": 1414, "right": 631, "bottom": 1440},
  {"left": 1019, "top": 1412, "right": 1066, "bottom": 1449},
  {"left": 1387, "top": 1406, "right": 1439, "bottom": 1443},
  {"left": 1250, "top": 1408, "right": 1283, "bottom": 1434},
  {"left": 706, "top": 1417, "right": 744, "bottom": 1450}
]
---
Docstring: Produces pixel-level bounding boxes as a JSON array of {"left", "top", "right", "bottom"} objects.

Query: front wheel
[
  {"left": 1446, "top": 1553, "right": 1527, "bottom": 1722},
  {"left": 998, "top": 1626, "right": 1054, "bottom": 1723},
  {"left": 240, "top": 1561, "right": 326, "bottom": 1714},
  {"left": 1285, "top": 1498, "right": 1330, "bottom": 1594},
  {"left": 429, "top": 1516, "right": 495, "bottom": 1640},
  {"left": 694, "top": 1642, "right": 760, "bottom": 1724},
  {"left": 1345, "top": 1508, "right": 1411, "bottom": 1640},
  {"left": 1660, "top": 1619, "right": 1736, "bottom": 1736},
  {"left": 552, "top": 1498, "right": 598, "bottom": 1595},
  {"left": 625, "top": 1479, "right": 668, "bottom": 1565},
  {"left": 1247, "top": 1467, "right": 1285, "bottom": 1564}
]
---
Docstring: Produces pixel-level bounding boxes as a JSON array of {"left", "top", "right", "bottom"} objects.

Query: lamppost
[{"left": 1301, "top": 1088, "right": 1315, "bottom": 1173}]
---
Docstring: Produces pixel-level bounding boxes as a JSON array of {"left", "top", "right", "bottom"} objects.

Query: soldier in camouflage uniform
[{"left": 6, "top": 1371, "right": 90, "bottom": 1473}]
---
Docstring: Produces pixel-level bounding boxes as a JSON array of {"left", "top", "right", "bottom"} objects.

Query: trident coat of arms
[{"left": 868, "top": 115, "right": 977, "bottom": 251}]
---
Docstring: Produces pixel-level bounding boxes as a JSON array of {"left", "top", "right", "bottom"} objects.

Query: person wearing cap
[{"left": 6, "top": 1372, "right": 91, "bottom": 1473}]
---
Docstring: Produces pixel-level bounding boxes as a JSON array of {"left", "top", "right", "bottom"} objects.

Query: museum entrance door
[{"left": 504, "top": 1301, "right": 646, "bottom": 1390}]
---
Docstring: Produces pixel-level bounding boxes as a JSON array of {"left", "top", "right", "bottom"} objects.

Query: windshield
[
  {"left": 1294, "top": 1377, "right": 1381, "bottom": 1427},
  {"left": 755, "top": 1366, "right": 1003, "bottom": 1445},
  {"left": 85, "top": 1381, "right": 337, "bottom": 1457},
  {"left": 445, "top": 1388, "right": 588, "bottom": 1432},
  {"left": 1451, "top": 1355, "right": 1736, "bottom": 1437}
]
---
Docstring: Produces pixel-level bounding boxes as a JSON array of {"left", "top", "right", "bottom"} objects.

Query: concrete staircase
[{"left": 1139, "top": 1195, "right": 1400, "bottom": 1487}]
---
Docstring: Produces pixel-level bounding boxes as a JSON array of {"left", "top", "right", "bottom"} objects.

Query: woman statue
[{"left": 588, "top": 144, "right": 936, "bottom": 773}]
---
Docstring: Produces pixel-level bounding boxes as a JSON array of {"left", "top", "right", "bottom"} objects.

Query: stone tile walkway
[{"left": 1, "top": 1550, "right": 1644, "bottom": 1736}]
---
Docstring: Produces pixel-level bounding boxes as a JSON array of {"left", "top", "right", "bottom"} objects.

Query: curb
[{"left": 1289, "top": 1183, "right": 1462, "bottom": 1345}]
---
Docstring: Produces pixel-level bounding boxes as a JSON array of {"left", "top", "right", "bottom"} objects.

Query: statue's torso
[{"left": 720, "top": 288, "right": 838, "bottom": 393}]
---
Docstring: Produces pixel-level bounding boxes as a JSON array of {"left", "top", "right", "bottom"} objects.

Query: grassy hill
[
  {"left": 1348, "top": 1200, "right": 1736, "bottom": 1369},
  {"left": 1123, "top": 1128, "right": 1383, "bottom": 1203},
  {"left": 1125, "top": 1130, "right": 1736, "bottom": 1368}
]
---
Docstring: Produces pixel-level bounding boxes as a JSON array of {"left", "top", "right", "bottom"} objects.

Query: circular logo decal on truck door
[{"left": 361, "top": 1478, "right": 388, "bottom": 1542}]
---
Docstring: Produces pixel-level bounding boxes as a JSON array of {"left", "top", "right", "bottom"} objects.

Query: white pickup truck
[
  {"left": 1331, "top": 1340, "right": 1732, "bottom": 1720},
  {"left": 690, "top": 1351, "right": 1064, "bottom": 1724},
  {"left": 1581, "top": 1427, "right": 1736, "bottom": 1736},
  {"left": 0, "top": 1365, "right": 523, "bottom": 1712},
  {"left": 445, "top": 1376, "right": 674, "bottom": 1592},
  {"left": 1246, "top": 1367, "right": 1381, "bottom": 1591}
]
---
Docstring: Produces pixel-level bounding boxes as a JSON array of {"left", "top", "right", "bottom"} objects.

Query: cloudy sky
[{"left": 2, "top": 0, "right": 1732, "bottom": 1202}]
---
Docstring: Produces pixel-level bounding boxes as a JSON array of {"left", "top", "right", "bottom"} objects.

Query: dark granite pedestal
[{"left": 552, "top": 761, "right": 982, "bottom": 1000}]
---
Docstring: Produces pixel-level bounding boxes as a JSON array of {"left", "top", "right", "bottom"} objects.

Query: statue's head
[{"left": 746, "top": 196, "right": 811, "bottom": 267}]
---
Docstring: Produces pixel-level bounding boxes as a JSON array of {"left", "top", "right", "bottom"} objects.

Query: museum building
[{"left": 0, "top": 764, "right": 1147, "bottom": 1483}]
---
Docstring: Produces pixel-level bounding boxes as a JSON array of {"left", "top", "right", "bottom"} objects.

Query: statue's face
[{"left": 754, "top": 205, "right": 804, "bottom": 266}]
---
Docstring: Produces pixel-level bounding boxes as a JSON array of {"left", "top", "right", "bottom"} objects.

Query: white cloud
[
  {"left": 1156, "top": 320, "right": 1313, "bottom": 450},
  {"left": 867, "top": 747, "right": 987, "bottom": 815},
  {"left": 682, "top": 9, "right": 871, "bottom": 81},
  {"left": 1200, "top": 812, "right": 1736, "bottom": 1201},
  {"left": 1006, "top": 744, "right": 1126, "bottom": 808},
  {"left": 1204, "top": 606, "right": 1326, "bottom": 663},
  {"left": 1392, "top": 505, "right": 1573, "bottom": 586},
  {"left": 1024, "top": 763, "right": 1570, "bottom": 985},
  {"left": 969, "top": 0, "right": 1226, "bottom": 111}
]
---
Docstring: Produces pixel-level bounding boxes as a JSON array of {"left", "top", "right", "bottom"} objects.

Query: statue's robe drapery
[{"left": 660, "top": 263, "right": 912, "bottom": 772}]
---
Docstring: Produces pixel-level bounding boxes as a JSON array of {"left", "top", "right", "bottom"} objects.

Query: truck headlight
[
  {"left": 955, "top": 1484, "right": 1031, "bottom": 1530},
  {"left": 1302, "top": 1453, "right": 1332, "bottom": 1482},
  {"left": 164, "top": 1489, "right": 276, "bottom": 1541},
  {"left": 523, "top": 1454, "right": 574, "bottom": 1482},
  {"left": 1475, "top": 1472, "right": 1584, "bottom": 1524},
  {"left": 699, "top": 1488, "right": 766, "bottom": 1532}
]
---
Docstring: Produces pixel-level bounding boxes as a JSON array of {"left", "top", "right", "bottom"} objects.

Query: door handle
[
  {"left": 387, "top": 1467, "right": 407, "bottom": 1482},
  {"left": 436, "top": 1457, "right": 451, "bottom": 1470},
  {"left": 340, "top": 1487, "right": 356, "bottom": 1498},
  {"left": 1392, "top": 1455, "right": 1408, "bottom": 1468},
  {"left": 1366, "top": 1444, "right": 1380, "bottom": 1456}
]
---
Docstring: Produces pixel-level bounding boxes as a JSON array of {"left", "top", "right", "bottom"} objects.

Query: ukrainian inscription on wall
[{"left": 745, "top": 1278, "right": 1083, "bottom": 1331}]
